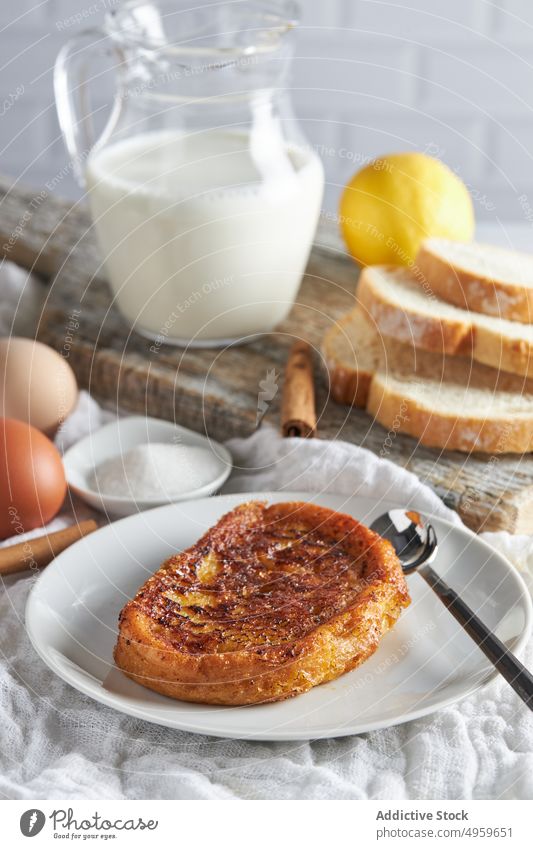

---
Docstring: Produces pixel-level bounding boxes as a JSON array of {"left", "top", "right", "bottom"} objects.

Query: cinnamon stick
[
  {"left": 281, "top": 340, "right": 317, "bottom": 438},
  {"left": 0, "top": 519, "right": 98, "bottom": 577}
]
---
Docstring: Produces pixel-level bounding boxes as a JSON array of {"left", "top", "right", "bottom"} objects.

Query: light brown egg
[
  {"left": 0, "top": 417, "right": 67, "bottom": 539},
  {"left": 0, "top": 337, "right": 78, "bottom": 436}
]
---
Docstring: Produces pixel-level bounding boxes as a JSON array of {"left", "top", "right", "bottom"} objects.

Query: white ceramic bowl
[{"left": 63, "top": 416, "right": 232, "bottom": 517}]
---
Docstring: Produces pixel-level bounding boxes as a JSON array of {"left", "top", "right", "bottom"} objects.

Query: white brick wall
[
  {"left": 495, "top": 0, "right": 533, "bottom": 37},
  {"left": 349, "top": 0, "right": 492, "bottom": 40},
  {"left": 2, "top": 0, "right": 533, "bottom": 224}
]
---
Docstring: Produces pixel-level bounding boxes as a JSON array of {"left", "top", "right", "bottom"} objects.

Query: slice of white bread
[
  {"left": 416, "top": 238, "right": 533, "bottom": 323},
  {"left": 357, "top": 265, "right": 533, "bottom": 378},
  {"left": 322, "top": 308, "right": 533, "bottom": 453}
]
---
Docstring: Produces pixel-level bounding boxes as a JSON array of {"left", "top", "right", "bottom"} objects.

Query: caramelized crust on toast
[{"left": 114, "top": 501, "right": 410, "bottom": 705}]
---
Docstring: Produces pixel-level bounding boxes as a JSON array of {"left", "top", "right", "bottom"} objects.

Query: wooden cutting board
[{"left": 1, "top": 175, "right": 533, "bottom": 534}]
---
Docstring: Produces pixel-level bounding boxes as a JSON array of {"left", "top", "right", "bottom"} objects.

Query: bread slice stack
[{"left": 323, "top": 239, "right": 533, "bottom": 453}]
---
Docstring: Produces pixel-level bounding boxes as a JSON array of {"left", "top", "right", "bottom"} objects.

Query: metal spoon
[{"left": 371, "top": 509, "right": 533, "bottom": 709}]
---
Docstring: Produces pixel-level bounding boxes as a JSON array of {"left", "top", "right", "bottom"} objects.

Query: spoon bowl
[{"left": 370, "top": 509, "right": 438, "bottom": 573}]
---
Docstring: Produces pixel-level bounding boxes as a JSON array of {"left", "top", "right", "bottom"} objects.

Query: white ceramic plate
[
  {"left": 63, "top": 416, "right": 232, "bottom": 516},
  {"left": 26, "top": 492, "right": 532, "bottom": 740}
]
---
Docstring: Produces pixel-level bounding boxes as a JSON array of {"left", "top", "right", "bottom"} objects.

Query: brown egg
[
  {"left": 0, "top": 337, "right": 78, "bottom": 436},
  {"left": 0, "top": 418, "right": 67, "bottom": 540}
]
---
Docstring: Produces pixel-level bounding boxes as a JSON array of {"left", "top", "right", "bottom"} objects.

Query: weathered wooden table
[{"left": 1, "top": 175, "right": 532, "bottom": 533}]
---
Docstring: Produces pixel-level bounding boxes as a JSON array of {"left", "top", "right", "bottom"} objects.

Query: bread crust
[
  {"left": 114, "top": 501, "right": 410, "bottom": 705},
  {"left": 416, "top": 242, "right": 533, "bottom": 324},
  {"left": 357, "top": 267, "right": 533, "bottom": 378},
  {"left": 328, "top": 365, "right": 373, "bottom": 406},
  {"left": 322, "top": 313, "right": 376, "bottom": 406}
]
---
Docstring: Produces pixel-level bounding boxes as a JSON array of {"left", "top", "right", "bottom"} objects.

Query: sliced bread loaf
[
  {"left": 357, "top": 265, "right": 533, "bottom": 378},
  {"left": 416, "top": 238, "right": 533, "bottom": 323},
  {"left": 322, "top": 308, "right": 533, "bottom": 453}
]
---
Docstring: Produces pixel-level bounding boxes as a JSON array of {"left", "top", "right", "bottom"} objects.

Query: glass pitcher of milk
[{"left": 54, "top": 0, "right": 324, "bottom": 347}]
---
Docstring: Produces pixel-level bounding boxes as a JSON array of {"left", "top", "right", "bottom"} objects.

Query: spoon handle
[{"left": 419, "top": 563, "right": 533, "bottom": 709}]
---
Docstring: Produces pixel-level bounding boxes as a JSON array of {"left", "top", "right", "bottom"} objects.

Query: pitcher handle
[{"left": 54, "top": 27, "right": 124, "bottom": 185}]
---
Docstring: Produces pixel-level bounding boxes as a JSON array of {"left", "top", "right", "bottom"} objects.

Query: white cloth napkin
[{"left": 0, "top": 262, "right": 532, "bottom": 800}]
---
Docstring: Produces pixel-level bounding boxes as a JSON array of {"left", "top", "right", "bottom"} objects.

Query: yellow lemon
[{"left": 339, "top": 152, "right": 474, "bottom": 266}]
